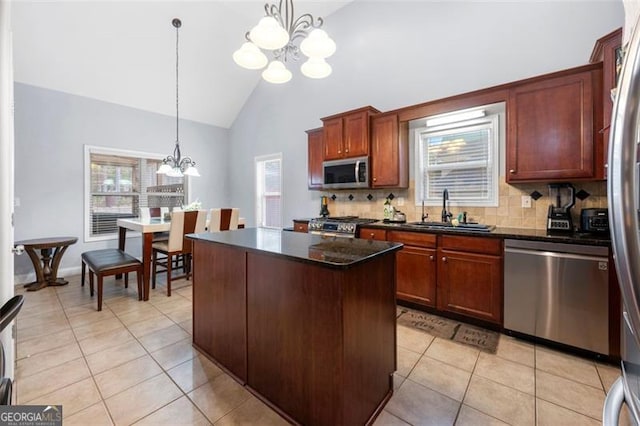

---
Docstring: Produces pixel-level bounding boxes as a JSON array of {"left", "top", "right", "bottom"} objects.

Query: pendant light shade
[
  {"left": 249, "top": 16, "right": 290, "bottom": 50},
  {"left": 233, "top": 42, "right": 268, "bottom": 69},
  {"left": 301, "top": 57, "right": 332, "bottom": 79},
  {"left": 300, "top": 29, "right": 336, "bottom": 59},
  {"left": 262, "top": 60, "right": 292, "bottom": 84}
]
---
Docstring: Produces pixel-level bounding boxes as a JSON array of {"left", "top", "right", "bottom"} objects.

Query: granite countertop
[
  {"left": 292, "top": 218, "right": 612, "bottom": 246},
  {"left": 187, "top": 228, "right": 403, "bottom": 269}
]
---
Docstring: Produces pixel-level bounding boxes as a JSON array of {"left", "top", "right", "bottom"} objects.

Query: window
[
  {"left": 255, "top": 153, "right": 282, "bottom": 229},
  {"left": 415, "top": 106, "right": 501, "bottom": 207},
  {"left": 84, "top": 146, "right": 186, "bottom": 241}
]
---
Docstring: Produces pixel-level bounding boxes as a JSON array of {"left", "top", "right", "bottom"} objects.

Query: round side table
[{"left": 15, "top": 236, "right": 78, "bottom": 291}]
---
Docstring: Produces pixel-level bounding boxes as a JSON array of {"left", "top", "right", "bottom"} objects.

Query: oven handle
[{"left": 355, "top": 160, "right": 360, "bottom": 183}]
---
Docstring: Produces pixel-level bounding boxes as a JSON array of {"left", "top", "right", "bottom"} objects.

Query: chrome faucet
[
  {"left": 421, "top": 201, "right": 429, "bottom": 222},
  {"left": 441, "top": 189, "right": 452, "bottom": 223}
]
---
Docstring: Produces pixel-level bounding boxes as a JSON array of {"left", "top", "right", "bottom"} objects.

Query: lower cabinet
[{"left": 385, "top": 231, "right": 503, "bottom": 324}]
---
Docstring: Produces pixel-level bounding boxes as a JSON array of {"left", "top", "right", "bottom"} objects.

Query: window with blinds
[
  {"left": 255, "top": 154, "right": 282, "bottom": 229},
  {"left": 85, "top": 146, "right": 186, "bottom": 241},
  {"left": 416, "top": 114, "right": 499, "bottom": 207}
]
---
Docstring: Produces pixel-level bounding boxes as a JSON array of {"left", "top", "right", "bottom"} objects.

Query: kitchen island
[{"left": 188, "top": 228, "right": 403, "bottom": 425}]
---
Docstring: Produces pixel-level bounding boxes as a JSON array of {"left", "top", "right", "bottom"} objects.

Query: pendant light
[{"left": 157, "top": 18, "right": 199, "bottom": 178}]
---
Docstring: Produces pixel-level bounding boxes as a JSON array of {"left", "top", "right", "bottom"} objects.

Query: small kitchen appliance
[
  {"left": 580, "top": 208, "right": 609, "bottom": 233},
  {"left": 547, "top": 183, "right": 575, "bottom": 232}
]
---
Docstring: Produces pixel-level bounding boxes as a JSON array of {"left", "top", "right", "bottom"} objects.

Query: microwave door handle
[{"left": 355, "top": 160, "right": 360, "bottom": 182}]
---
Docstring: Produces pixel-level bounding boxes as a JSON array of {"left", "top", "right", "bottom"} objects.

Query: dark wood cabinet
[
  {"left": 371, "top": 113, "right": 409, "bottom": 188},
  {"left": 388, "top": 231, "right": 437, "bottom": 308},
  {"left": 359, "top": 227, "right": 387, "bottom": 241},
  {"left": 293, "top": 221, "right": 309, "bottom": 233},
  {"left": 322, "top": 106, "right": 380, "bottom": 161},
  {"left": 591, "top": 27, "right": 622, "bottom": 179},
  {"left": 506, "top": 64, "right": 602, "bottom": 182},
  {"left": 306, "top": 127, "right": 324, "bottom": 190},
  {"left": 437, "top": 235, "right": 503, "bottom": 324}
]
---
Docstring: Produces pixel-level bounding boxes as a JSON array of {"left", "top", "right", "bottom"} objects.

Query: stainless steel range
[{"left": 308, "top": 216, "right": 378, "bottom": 238}]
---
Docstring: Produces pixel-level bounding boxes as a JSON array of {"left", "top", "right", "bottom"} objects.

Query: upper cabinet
[
  {"left": 506, "top": 64, "right": 603, "bottom": 183},
  {"left": 370, "top": 113, "right": 409, "bottom": 188},
  {"left": 590, "top": 27, "right": 622, "bottom": 179},
  {"left": 306, "top": 127, "right": 324, "bottom": 190},
  {"left": 321, "top": 106, "right": 380, "bottom": 160}
]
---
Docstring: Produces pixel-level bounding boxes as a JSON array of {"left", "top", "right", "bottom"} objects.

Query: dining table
[{"left": 117, "top": 216, "right": 245, "bottom": 300}]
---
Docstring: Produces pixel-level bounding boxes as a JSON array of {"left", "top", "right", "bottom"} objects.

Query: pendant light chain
[{"left": 175, "top": 19, "right": 179, "bottom": 145}]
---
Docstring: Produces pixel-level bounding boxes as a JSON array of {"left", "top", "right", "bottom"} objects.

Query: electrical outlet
[
  {"left": 397, "top": 197, "right": 405, "bottom": 206},
  {"left": 521, "top": 195, "right": 532, "bottom": 208}
]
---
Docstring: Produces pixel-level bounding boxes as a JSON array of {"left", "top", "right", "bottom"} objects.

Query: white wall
[
  {"left": 13, "top": 83, "right": 230, "bottom": 280},
  {"left": 228, "top": 1, "right": 625, "bottom": 226}
]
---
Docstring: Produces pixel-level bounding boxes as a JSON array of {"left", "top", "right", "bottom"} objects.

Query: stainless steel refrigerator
[{"left": 605, "top": 15, "right": 640, "bottom": 426}]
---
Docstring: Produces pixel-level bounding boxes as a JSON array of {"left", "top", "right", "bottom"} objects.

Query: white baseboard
[{"left": 14, "top": 265, "right": 83, "bottom": 286}]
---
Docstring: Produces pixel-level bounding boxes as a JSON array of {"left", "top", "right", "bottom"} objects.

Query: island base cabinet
[
  {"left": 246, "top": 252, "right": 396, "bottom": 425},
  {"left": 437, "top": 249, "right": 503, "bottom": 324},
  {"left": 192, "top": 241, "right": 247, "bottom": 382}
]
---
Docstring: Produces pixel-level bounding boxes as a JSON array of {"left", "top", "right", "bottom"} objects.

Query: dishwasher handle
[{"left": 505, "top": 247, "right": 609, "bottom": 264}]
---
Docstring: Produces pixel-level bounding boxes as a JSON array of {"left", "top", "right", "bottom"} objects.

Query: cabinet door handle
[
  {"left": 345, "top": 148, "right": 349, "bottom": 153},
  {"left": 338, "top": 150, "right": 342, "bottom": 154},
  {"left": 442, "top": 256, "right": 447, "bottom": 262},
  {"left": 429, "top": 255, "right": 434, "bottom": 261},
  {"left": 373, "top": 177, "right": 377, "bottom": 182},
  {"left": 509, "top": 169, "right": 516, "bottom": 174},
  {"left": 370, "top": 233, "right": 375, "bottom": 238}
]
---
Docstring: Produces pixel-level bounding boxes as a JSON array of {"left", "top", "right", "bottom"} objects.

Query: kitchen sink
[{"left": 407, "top": 221, "right": 495, "bottom": 232}]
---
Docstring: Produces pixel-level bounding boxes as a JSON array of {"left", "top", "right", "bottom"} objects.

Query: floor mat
[{"left": 397, "top": 308, "right": 499, "bottom": 354}]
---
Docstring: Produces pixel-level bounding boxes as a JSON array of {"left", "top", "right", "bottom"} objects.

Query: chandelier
[
  {"left": 233, "top": 0, "right": 336, "bottom": 84},
  {"left": 157, "top": 18, "right": 200, "bottom": 178}
]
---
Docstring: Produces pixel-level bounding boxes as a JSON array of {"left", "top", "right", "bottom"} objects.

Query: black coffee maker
[{"left": 547, "top": 183, "right": 575, "bottom": 232}]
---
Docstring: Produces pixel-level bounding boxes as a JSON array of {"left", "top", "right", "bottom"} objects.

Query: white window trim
[
  {"left": 254, "top": 153, "right": 283, "bottom": 229},
  {"left": 414, "top": 114, "right": 500, "bottom": 208},
  {"left": 83, "top": 144, "right": 190, "bottom": 242}
]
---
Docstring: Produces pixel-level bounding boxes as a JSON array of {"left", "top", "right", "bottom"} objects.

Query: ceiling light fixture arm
[{"left": 264, "top": 0, "right": 323, "bottom": 62}]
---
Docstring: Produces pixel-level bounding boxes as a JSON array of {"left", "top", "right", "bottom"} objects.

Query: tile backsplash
[{"left": 320, "top": 178, "right": 608, "bottom": 230}]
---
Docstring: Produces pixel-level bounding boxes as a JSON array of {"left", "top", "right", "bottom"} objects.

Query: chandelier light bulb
[
  {"left": 301, "top": 57, "right": 332, "bottom": 79},
  {"left": 233, "top": 42, "right": 268, "bottom": 69},
  {"left": 166, "top": 167, "right": 184, "bottom": 178},
  {"left": 262, "top": 60, "right": 292, "bottom": 84},
  {"left": 156, "top": 163, "right": 172, "bottom": 174},
  {"left": 300, "top": 29, "right": 336, "bottom": 59},
  {"left": 249, "top": 16, "right": 290, "bottom": 50}
]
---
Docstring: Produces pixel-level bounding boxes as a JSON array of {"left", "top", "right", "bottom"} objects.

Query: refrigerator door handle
[{"left": 603, "top": 376, "right": 626, "bottom": 426}]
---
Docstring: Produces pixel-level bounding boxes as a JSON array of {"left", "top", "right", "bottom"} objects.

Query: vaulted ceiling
[{"left": 11, "top": 1, "right": 351, "bottom": 128}]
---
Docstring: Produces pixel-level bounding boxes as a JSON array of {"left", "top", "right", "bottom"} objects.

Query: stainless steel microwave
[{"left": 323, "top": 156, "right": 369, "bottom": 189}]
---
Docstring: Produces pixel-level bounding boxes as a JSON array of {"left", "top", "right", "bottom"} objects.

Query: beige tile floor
[{"left": 12, "top": 273, "right": 631, "bottom": 425}]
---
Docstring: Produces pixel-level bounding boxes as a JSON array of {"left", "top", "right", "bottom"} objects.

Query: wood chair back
[{"left": 209, "top": 208, "right": 240, "bottom": 232}]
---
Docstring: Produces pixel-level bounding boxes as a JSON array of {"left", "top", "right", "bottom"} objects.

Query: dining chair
[
  {"left": 139, "top": 207, "right": 169, "bottom": 220},
  {"left": 152, "top": 209, "right": 206, "bottom": 296},
  {"left": 209, "top": 208, "right": 240, "bottom": 232}
]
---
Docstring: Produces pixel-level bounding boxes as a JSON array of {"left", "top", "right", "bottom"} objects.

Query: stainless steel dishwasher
[{"left": 504, "top": 239, "right": 609, "bottom": 355}]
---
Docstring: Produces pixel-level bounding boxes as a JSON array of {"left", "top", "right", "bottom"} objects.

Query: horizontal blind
[
  {"left": 89, "top": 151, "right": 185, "bottom": 237},
  {"left": 418, "top": 120, "right": 497, "bottom": 205}
]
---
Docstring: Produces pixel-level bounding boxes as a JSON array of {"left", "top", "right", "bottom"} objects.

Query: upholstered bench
[{"left": 81, "top": 249, "right": 143, "bottom": 311}]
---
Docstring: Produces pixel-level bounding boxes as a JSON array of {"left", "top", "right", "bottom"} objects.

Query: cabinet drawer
[
  {"left": 293, "top": 222, "right": 309, "bottom": 233},
  {"left": 387, "top": 231, "right": 436, "bottom": 248},
  {"left": 359, "top": 227, "right": 387, "bottom": 241},
  {"left": 439, "top": 235, "right": 502, "bottom": 255}
]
